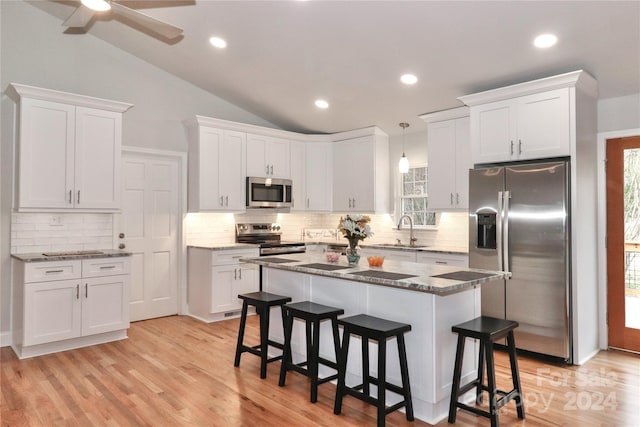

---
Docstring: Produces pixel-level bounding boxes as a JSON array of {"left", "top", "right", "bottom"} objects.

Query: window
[{"left": 400, "top": 166, "right": 437, "bottom": 226}]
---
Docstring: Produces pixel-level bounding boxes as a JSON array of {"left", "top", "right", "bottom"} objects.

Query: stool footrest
[
  {"left": 342, "top": 387, "right": 410, "bottom": 415},
  {"left": 350, "top": 379, "right": 407, "bottom": 398}
]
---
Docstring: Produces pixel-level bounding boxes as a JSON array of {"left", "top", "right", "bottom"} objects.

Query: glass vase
[{"left": 346, "top": 247, "right": 360, "bottom": 265}]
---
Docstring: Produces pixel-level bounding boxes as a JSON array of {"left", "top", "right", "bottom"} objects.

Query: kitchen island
[{"left": 242, "top": 253, "right": 507, "bottom": 424}]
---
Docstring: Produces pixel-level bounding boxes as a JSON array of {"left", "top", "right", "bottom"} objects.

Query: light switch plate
[{"left": 49, "top": 215, "right": 63, "bottom": 226}]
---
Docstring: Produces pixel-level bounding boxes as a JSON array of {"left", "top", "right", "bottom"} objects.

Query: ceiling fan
[{"left": 62, "top": 0, "right": 184, "bottom": 40}]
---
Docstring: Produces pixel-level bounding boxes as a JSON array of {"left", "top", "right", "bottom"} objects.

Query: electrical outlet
[{"left": 49, "top": 215, "right": 63, "bottom": 226}]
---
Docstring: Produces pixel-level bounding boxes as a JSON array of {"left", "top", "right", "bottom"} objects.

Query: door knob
[
  {"left": 119, "top": 233, "right": 125, "bottom": 239},
  {"left": 118, "top": 243, "right": 126, "bottom": 249}
]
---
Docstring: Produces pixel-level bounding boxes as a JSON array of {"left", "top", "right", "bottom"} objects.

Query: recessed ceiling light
[
  {"left": 81, "top": 0, "right": 111, "bottom": 11},
  {"left": 315, "top": 99, "right": 329, "bottom": 109},
  {"left": 209, "top": 37, "right": 227, "bottom": 49},
  {"left": 400, "top": 74, "right": 418, "bottom": 85},
  {"left": 534, "top": 33, "right": 557, "bottom": 48}
]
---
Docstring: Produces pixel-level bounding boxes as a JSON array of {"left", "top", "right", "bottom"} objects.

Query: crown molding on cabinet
[
  {"left": 183, "top": 115, "right": 387, "bottom": 142},
  {"left": 7, "top": 83, "right": 133, "bottom": 113},
  {"left": 457, "top": 69, "right": 598, "bottom": 107},
  {"left": 419, "top": 106, "right": 469, "bottom": 123}
]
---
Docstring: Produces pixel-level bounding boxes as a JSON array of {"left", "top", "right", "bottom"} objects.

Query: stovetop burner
[{"left": 236, "top": 223, "right": 306, "bottom": 256}]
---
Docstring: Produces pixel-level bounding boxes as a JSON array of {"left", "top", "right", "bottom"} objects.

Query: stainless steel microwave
[{"left": 246, "top": 177, "right": 292, "bottom": 209}]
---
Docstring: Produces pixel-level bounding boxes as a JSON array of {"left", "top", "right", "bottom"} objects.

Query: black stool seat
[
  {"left": 334, "top": 314, "right": 414, "bottom": 427},
  {"left": 234, "top": 291, "right": 292, "bottom": 379},
  {"left": 448, "top": 316, "right": 525, "bottom": 427},
  {"left": 278, "top": 301, "right": 344, "bottom": 403}
]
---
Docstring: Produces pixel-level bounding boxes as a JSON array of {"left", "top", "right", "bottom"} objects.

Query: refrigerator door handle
[
  {"left": 497, "top": 191, "right": 504, "bottom": 273},
  {"left": 503, "top": 190, "right": 511, "bottom": 277}
]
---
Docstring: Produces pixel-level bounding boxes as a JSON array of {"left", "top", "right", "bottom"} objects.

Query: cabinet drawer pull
[
  {"left": 270, "top": 165, "right": 273, "bottom": 175},
  {"left": 68, "top": 190, "right": 72, "bottom": 204},
  {"left": 77, "top": 190, "right": 80, "bottom": 205},
  {"left": 518, "top": 139, "right": 522, "bottom": 154},
  {"left": 76, "top": 284, "right": 79, "bottom": 299},
  {"left": 266, "top": 164, "right": 270, "bottom": 175},
  {"left": 85, "top": 283, "right": 88, "bottom": 298},
  {"left": 100, "top": 265, "right": 116, "bottom": 269},
  {"left": 220, "top": 196, "right": 224, "bottom": 206},
  {"left": 231, "top": 255, "right": 243, "bottom": 259},
  {"left": 234, "top": 268, "right": 237, "bottom": 280},
  {"left": 46, "top": 269, "right": 64, "bottom": 274},
  {"left": 435, "top": 261, "right": 448, "bottom": 265},
  {"left": 239, "top": 268, "right": 242, "bottom": 280}
]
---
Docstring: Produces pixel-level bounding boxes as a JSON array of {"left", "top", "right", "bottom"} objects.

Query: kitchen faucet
[{"left": 397, "top": 214, "right": 418, "bottom": 247}]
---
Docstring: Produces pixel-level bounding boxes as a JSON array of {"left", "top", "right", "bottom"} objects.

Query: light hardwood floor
[{"left": 2, "top": 315, "right": 639, "bottom": 426}]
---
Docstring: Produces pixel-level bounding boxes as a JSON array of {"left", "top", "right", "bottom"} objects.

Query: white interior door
[{"left": 115, "top": 151, "right": 181, "bottom": 321}]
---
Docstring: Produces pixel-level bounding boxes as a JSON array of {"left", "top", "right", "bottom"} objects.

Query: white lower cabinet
[
  {"left": 188, "top": 247, "right": 260, "bottom": 322},
  {"left": 416, "top": 252, "right": 469, "bottom": 267},
  {"left": 359, "top": 247, "right": 417, "bottom": 263},
  {"left": 12, "top": 257, "right": 131, "bottom": 359}
]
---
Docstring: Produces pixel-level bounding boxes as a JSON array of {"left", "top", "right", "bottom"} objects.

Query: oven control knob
[{"left": 275, "top": 225, "right": 280, "bottom": 230}]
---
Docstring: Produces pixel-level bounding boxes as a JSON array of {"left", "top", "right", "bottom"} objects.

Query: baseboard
[{"left": 1, "top": 330, "right": 12, "bottom": 348}]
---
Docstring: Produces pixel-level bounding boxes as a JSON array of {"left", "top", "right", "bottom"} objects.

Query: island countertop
[{"left": 242, "top": 253, "right": 506, "bottom": 295}]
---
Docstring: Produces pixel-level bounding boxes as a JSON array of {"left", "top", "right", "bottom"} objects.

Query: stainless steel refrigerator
[{"left": 469, "top": 160, "right": 571, "bottom": 362}]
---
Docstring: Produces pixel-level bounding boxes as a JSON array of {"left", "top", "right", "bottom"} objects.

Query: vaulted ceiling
[{"left": 29, "top": 0, "right": 640, "bottom": 136}]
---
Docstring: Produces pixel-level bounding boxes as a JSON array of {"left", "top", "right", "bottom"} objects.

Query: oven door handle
[{"left": 260, "top": 246, "right": 306, "bottom": 256}]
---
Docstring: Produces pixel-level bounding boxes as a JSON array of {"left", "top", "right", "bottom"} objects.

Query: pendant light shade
[{"left": 398, "top": 122, "right": 410, "bottom": 173}]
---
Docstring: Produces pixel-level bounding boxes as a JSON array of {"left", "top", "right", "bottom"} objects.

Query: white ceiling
[{"left": 29, "top": 0, "right": 640, "bottom": 137}]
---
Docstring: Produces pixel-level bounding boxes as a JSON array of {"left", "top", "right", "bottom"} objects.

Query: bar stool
[
  {"left": 234, "top": 291, "right": 292, "bottom": 379},
  {"left": 278, "top": 301, "right": 344, "bottom": 403},
  {"left": 333, "top": 314, "right": 414, "bottom": 427},
  {"left": 448, "top": 316, "right": 525, "bottom": 427}
]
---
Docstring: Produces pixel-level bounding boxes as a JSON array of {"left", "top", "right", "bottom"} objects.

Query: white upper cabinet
[
  {"left": 470, "top": 89, "right": 570, "bottom": 164},
  {"left": 332, "top": 131, "right": 389, "bottom": 213},
  {"left": 9, "top": 84, "right": 132, "bottom": 211},
  {"left": 458, "top": 71, "right": 596, "bottom": 165},
  {"left": 246, "top": 133, "right": 290, "bottom": 178},
  {"left": 421, "top": 108, "right": 470, "bottom": 210},
  {"left": 305, "top": 142, "right": 333, "bottom": 211},
  {"left": 186, "top": 118, "right": 246, "bottom": 212},
  {"left": 289, "top": 141, "right": 306, "bottom": 211}
]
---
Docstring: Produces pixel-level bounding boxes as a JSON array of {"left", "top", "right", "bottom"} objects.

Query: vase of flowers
[{"left": 338, "top": 214, "right": 373, "bottom": 265}]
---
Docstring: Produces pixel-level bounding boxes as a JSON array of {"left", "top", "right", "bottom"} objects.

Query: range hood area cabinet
[
  {"left": 420, "top": 107, "right": 471, "bottom": 211},
  {"left": 8, "top": 84, "right": 132, "bottom": 212},
  {"left": 290, "top": 141, "right": 333, "bottom": 212},
  {"left": 185, "top": 117, "right": 246, "bottom": 212},
  {"left": 458, "top": 71, "right": 597, "bottom": 165},
  {"left": 332, "top": 131, "right": 389, "bottom": 213},
  {"left": 246, "top": 133, "right": 290, "bottom": 179}
]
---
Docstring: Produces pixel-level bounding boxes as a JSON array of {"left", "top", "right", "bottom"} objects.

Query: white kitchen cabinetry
[
  {"left": 421, "top": 108, "right": 470, "bottom": 210},
  {"left": 185, "top": 117, "right": 246, "bottom": 212},
  {"left": 9, "top": 84, "right": 132, "bottom": 211},
  {"left": 246, "top": 134, "right": 290, "bottom": 178},
  {"left": 359, "top": 247, "right": 417, "bottom": 263},
  {"left": 187, "top": 247, "right": 260, "bottom": 322},
  {"left": 416, "top": 252, "right": 468, "bottom": 268},
  {"left": 332, "top": 132, "right": 389, "bottom": 213},
  {"left": 289, "top": 141, "right": 306, "bottom": 211},
  {"left": 12, "top": 256, "right": 130, "bottom": 359},
  {"left": 304, "top": 142, "right": 333, "bottom": 211},
  {"left": 464, "top": 88, "right": 570, "bottom": 164}
]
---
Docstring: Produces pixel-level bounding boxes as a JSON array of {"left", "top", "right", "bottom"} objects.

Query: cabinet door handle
[
  {"left": 77, "top": 191, "right": 80, "bottom": 205},
  {"left": 220, "top": 196, "right": 224, "bottom": 206},
  {"left": 231, "top": 255, "right": 243, "bottom": 259},
  {"left": 234, "top": 268, "right": 237, "bottom": 280},
  {"left": 353, "top": 198, "right": 356, "bottom": 208},
  {"left": 510, "top": 140, "right": 514, "bottom": 155},
  {"left": 435, "top": 260, "right": 448, "bottom": 265},
  {"left": 450, "top": 193, "right": 454, "bottom": 205},
  {"left": 68, "top": 190, "right": 72, "bottom": 204},
  {"left": 456, "top": 193, "right": 459, "bottom": 205},
  {"left": 225, "top": 196, "right": 229, "bottom": 206},
  {"left": 239, "top": 268, "right": 242, "bottom": 280},
  {"left": 76, "top": 284, "right": 80, "bottom": 299},
  {"left": 100, "top": 265, "right": 116, "bottom": 270},
  {"left": 46, "top": 269, "right": 64, "bottom": 274},
  {"left": 307, "top": 198, "right": 309, "bottom": 208},
  {"left": 266, "top": 165, "right": 270, "bottom": 175},
  {"left": 270, "top": 165, "right": 273, "bottom": 175},
  {"left": 518, "top": 139, "right": 522, "bottom": 154},
  {"left": 85, "top": 283, "right": 88, "bottom": 298}
]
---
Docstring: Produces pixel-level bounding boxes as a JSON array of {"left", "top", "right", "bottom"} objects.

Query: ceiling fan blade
[
  {"left": 110, "top": 2, "right": 183, "bottom": 39},
  {"left": 63, "top": 4, "right": 96, "bottom": 28}
]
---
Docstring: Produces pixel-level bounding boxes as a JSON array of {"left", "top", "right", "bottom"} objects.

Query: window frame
[{"left": 395, "top": 163, "right": 438, "bottom": 229}]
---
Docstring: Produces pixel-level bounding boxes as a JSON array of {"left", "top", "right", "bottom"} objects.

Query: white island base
[{"left": 262, "top": 267, "right": 481, "bottom": 425}]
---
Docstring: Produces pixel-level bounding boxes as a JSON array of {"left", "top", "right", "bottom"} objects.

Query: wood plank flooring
[{"left": 2, "top": 315, "right": 639, "bottom": 426}]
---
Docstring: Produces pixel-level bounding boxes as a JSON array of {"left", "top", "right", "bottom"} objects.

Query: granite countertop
[
  {"left": 188, "top": 243, "right": 258, "bottom": 251},
  {"left": 242, "top": 253, "right": 504, "bottom": 296},
  {"left": 12, "top": 249, "right": 132, "bottom": 262},
  {"left": 305, "top": 241, "right": 468, "bottom": 255}
]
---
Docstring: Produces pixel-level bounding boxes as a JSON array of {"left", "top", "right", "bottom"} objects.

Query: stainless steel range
[{"left": 235, "top": 223, "right": 306, "bottom": 256}]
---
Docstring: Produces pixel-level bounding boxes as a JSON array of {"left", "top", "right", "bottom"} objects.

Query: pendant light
[{"left": 398, "top": 122, "right": 410, "bottom": 173}]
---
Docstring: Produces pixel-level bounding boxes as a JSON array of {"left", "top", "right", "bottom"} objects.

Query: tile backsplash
[
  {"left": 10, "top": 213, "right": 113, "bottom": 254},
  {"left": 11, "top": 210, "right": 468, "bottom": 254}
]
